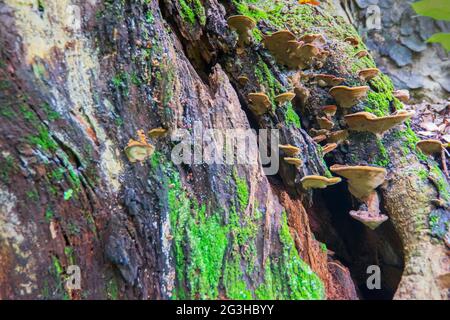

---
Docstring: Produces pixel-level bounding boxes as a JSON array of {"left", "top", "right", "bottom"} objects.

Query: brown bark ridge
[{"left": 0, "top": 0, "right": 448, "bottom": 300}]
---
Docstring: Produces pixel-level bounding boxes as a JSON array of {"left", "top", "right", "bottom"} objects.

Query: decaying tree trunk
[{"left": 0, "top": 0, "right": 448, "bottom": 300}]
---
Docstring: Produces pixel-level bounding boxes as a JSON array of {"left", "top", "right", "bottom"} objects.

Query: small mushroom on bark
[
  {"left": 344, "top": 36, "right": 359, "bottom": 47},
  {"left": 227, "top": 15, "right": 257, "bottom": 48},
  {"left": 284, "top": 157, "right": 303, "bottom": 167},
  {"left": 393, "top": 89, "right": 410, "bottom": 103},
  {"left": 299, "top": 34, "right": 326, "bottom": 46},
  {"left": 313, "top": 134, "right": 327, "bottom": 143},
  {"left": 354, "top": 50, "right": 368, "bottom": 58},
  {"left": 416, "top": 140, "right": 449, "bottom": 177},
  {"left": 327, "top": 130, "right": 349, "bottom": 145},
  {"left": 321, "top": 105, "right": 337, "bottom": 118},
  {"left": 331, "top": 164, "right": 388, "bottom": 229},
  {"left": 274, "top": 92, "right": 296, "bottom": 105},
  {"left": 314, "top": 74, "right": 345, "bottom": 87},
  {"left": 125, "top": 130, "right": 155, "bottom": 163},
  {"left": 323, "top": 143, "right": 337, "bottom": 154},
  {"left": 310, "top": 128, "right": 330, "bottom": 137},
  {"left": 301, "top": 175, "right": 342, "bottom": 189},
  {"left": 238, "top": 75, "right": 249, "bottom": 85},
  {"left": 317, "top": 116, "right": 334, "bottom": 130},
  {"left": 358, "top": 68, "right": 380, "bottom": 82},
  {"left": 279, "top": 144, "right": 300, "bottom": 157},
  {"left": 329, "top": 86, "right": 369, "bottom": 109},
  {"left": 344, "top": 110, "right": 415, "bottom": 137},
  {"left": 248, "top": 92, "right": 271, "bottom": 116},
  {"left": 148, "top": 127, "right": 167, "bottom": 138}
]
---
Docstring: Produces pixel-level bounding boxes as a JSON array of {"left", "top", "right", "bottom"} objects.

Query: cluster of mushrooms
[
  {"left": 227, "top": 15, "right": 426, "bottom": 230},
  {"left": 124, "top": 128, "right": 167, "bottom": 163}
]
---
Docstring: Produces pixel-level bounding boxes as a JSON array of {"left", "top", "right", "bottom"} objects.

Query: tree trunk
[{"left": 0, "top": 0, "right": 448, "bottom": 300}]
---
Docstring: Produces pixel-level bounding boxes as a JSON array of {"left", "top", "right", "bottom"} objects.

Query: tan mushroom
[
  {"left": 314, "top": 74, "right": 345, "bottom": 87},
  {"left": 148, "top": 127, "right": 167, "bottom": 139},
  {"left": 354, "top": 50, "right": 368, "bottom": 59},
  {"left": 344, "top": 110, "right": 415, "bottom": 136},
  {"left": 313, "top": 134, "right": 327, "bottom": 143},
  {"left": 299, "top": 34, "right": 326, "bottom": 46},
  {"left": 344, "top": 36, "right": 359, "bottom": 47},
  {"left": 330, "top": 164, "right": 387, "bottom": 200},
  {"left": 274, "top": 92, "right": 296, "bottom": 105},
  {"left": 321, "top": 105, "right": 337, "bottom": 118},
  {"left": 262, "top": 30, "right": 296, "bottom": 66},
  {"left": 329, "top": 86, "right": 369, "bottom": 109},
  {"left": 124, "top": 130, "right": 155, "bottom": 163},
  {"left": 294, "top": 85, "right": 310, "bottom": 107},
  {"left": 238, "top": 75, "right": 249, "bottom": 85},
  {"left": 279, "top": 144, "right": 300, "bottom": 157},
  {"left": 248, "top": 92, "right": 271, "bottom": 116},
  {"left": 318, "top": 117, "right": 334, "bottom": 130},
  {"left": 416, "top": 140, "right": 445, "bottom": 156},
  {"left": 323, "top": 143, "right": 337, "bottom": 154},
  {"left": 284, "top": 157, "right": 303, "bottom": 167},
  {"left": 310, "top": 128, "right": 330, "bottom": 137},
  {"left": 227, "top": 15, "right": 257, "bottom": 47},
  {"left": 349, "top": 192, "right": 389, "bottom": 230},
  {"left": 358, "top": 68, "right": 380, "bottom": 82},
  {"left": 393, "top": 89, "right": 410, "bottom": 103},
  {"left": 327, "top": 130, "right": 349, "bottom": 144},
  {"left": 301, "top": 175, "right": 342, "bottom": 189}
]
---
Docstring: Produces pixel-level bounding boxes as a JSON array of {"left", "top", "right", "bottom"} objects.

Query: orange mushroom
[{"left": 329, "top": 86, "right": 369, "bottom": 109}]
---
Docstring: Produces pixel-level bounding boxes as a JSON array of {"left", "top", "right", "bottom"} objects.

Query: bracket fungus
[
  {"left": 125, "top": 130, "right": 155, "bottom": 163},
  {"left": 299, "top": 34, "right": 326, "bottom": 46},
  {"left": 330, "top": 165, "right": 388, "bottom": 229},
  {"left": 358, "top": 68, "right": 380, "bottom": 82},
  {"left": 329, "top": 86, "right": 369, "bottom": 109},
  {"left": 354, "top": 50, "right": 368, "bottom": 59},
  {"left": 321, "top": 105, "right": 337, "bottom": 118},
  {"left": 344, "top": 110, "right": 415, "bottom": 136},
  {"left": 301, "top": 175, "right": 342, "bottom": 189},
  {"left": 248, "top": 92, "right": 271, "bottom": 116},
  {"left": 323, "top": 143, "right": 337, "bottom": 155},
  {"left": 344, "top": 36, "right": 359, "bottom": 47},
  {"left": 313, "top": 134, "right": 327, "bottom": 143},
  {"left": 238, "top": 75, "right": 249, "bottom": 85},
  {"left": 330, "top": 165, "right": 387, "bottom": 200},
  {"left": 417, "top": 140, "right": 449, "bottom": 176},
  {"left": 310, "top": 128, "right": 330, "bottom": 137},
  {"left": 148, "top": 127, "right": 167, "bottom": 139},
  {"left": 327, "top": 130, "right": 349, "bottom": 145},
  {"left": 318, "top": 116, "right": 334, "bottom": 130},
  {"left": 227, "top": 15, "right": 257, "bottom": 48},
  {"left": 274, "top": 92, "right": 296, "bottom": 105},
  {"left": 284, "top": 157, "right": 303, "bottom": 167},
  {"left": 314, "top": 74, "right": 345, "bottom": 87},
  {"left": 393, "top": 89, "right": 410, "bottom": 103},
  {"left": 279, "top": 144, "right": 300, "bottom": 157}
]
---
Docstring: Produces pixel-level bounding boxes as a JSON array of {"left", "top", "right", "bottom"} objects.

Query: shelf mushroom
[
  {"left": 284, "top": 157, "right": 303, "bottom": 167},
  {"left": 124, "top": 130, "right": 155, "bottom": 163},
  {"left": 227, "top": 15, "right": 257, "bottom": 48},
  {"left": 317, "top": 116, "right": 334, "bottom": 130},
  {"left": 329, "top": 86, "right": 369, "bottom": 109},
  {"left": 354, "top": 50, "right": 368, "bottom": 59},
  {"left": 148, "top": 127, "right": 167, "bottom": 139},
  {"left": 344, "top": 110, "right": 415, "bottom": 137},
  {"left": 323, "top": 143, "right": 338, "bottom": 155},
  {"left": 238, "top": 75, "right": 249, "bottom": 85},
  {"left": 344, "top": 36, "right": 359, "bottom": 48},
  {"left": 416, "top": 140, "right": 449, "bottom": 177},
  {"left": 279, "top": 144, "right": 300, "bottom": 157},
  {"left": 301, "top": 175, "right": 342, "bottom": 189},
  {"left": 274, "top": 92, "right": 296, "bottom": 106},
  {"left": 314, "top": 74, "right": 345, "bottom": 87},
  {"left": 358, "top": 68, "right": 380, "bottom": 82},
  {"left": 327, "top": 130, "right": 349, "bottom": 145},
  {"left": 393, "top": 90, "right": 410, "bottom": 103},
  {"left": 331, "top": 164, "right": 388, "bottom": 229},
  {"left": 299, "top": 34, "right": 326, "bottom": 46},
  {"left": 321, "top": 105, "right": 337, "bottom": 119},
  {"left": 248, "top": 92, "right": 271, "bottom": 116}
]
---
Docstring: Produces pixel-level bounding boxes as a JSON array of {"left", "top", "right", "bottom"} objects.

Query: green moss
[
  {"left": 27, "top": 126, "right": 58, "bottom": 152},
  {"left": 0, "top": 153, "right": 17, "bottom": 183},
  {"left": 106, "top": 278, "right": 119, "bottom": 300},
  {"left": 253, "top": 58, "right": 283, "bottom": 105},
  {"left": 374, "top": 139, "right": 390, "bottom": 167},
  {"left": 178, "top": 0, "right": 206, "bottom": 26},
  {"left": 0, "top": 105, "right": 15, "bottom": 119},
  {"left": 233, "top": 170, "right": 249, "bottom": 210},
  {"left": 430, "top": 165, "right": 450, "bottom": 201},
  {"left": 285, "top": 103, "right": 301, "bottom": 129}
]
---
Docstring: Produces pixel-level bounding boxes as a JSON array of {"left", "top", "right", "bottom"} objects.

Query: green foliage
[
  {"left": 178, "top": 0, "right": 206, "bottom": 26},
  {"left": 427, "top": 33, "right": 450, "bottom": 51},
  {"left": 285, "top": 103, "right": 301, "bottom": 129},
  {"left": 233, "top": 170, "right": 249, "bottom": 210},
  {"left": 27, "top": 126, "right": 58, "bottom": 152}
]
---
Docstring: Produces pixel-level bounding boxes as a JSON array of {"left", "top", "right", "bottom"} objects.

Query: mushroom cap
[
  {"left": 274, "top": 92, "right": 296, "bottom": 105},
  {"left": 248, "top": 92, "right": 271, "bottom": 115},
  {"left": 327, "top": 130, "right": 349, "bottom": 144},
  {"left": 344, "top": 36, "right": 359, "bottom": 47},
  {"left": 314, "top": 74, "right": 345, "bottom": 87},
  {"left": 393, "top": 89, "right": 410, "bottom": 103},
  {"left": 284, "top": 157, "right": 303, "bottom": 167},
  {"left": 344, "top": 110, "right": 415, "bottom": 136},
  {"left": 301, "top": 175, "right": 342, "bottom": 189},
  {"left": 354, "top": 50, "right": 368, "bottom": 58},
  {"left": 299, "top": 34, "right": 326, "bottom": 45},
  {"left": 124, "top": 140, "right": 155, "bottom": 163},
  {"left": 227, "top": 15, "right": 256, "bottom": 46},
  {"left": 148, "top": 128, "right": 167, "bottom": 138},
  {"left": 329, "top": 86, "right": 369, "bottom": 108},
  {"left": 313, "top": 134, "right": 327, "bottom": 143},
  {"left": 349, "top": 211, "right": 389, "bottom": 230},
  {"left": 279, "top": 144, "right": 301, "bottom": 157},
  {"left": 330, "top": 164, "right": 387, "bottom": 200},
  {"left": 318, "top": 116, "right": 334, "bottom": 130},
  {"left": 358, "top": 68, "right": 380, "bottom": 82},
  {"left": 416, "top": 139, "right": 444, "bottom": 155},
  {"left": 321, "top": 105, "right": 337, "bottom": 117},
  {"left": 263, "top": 30, "right": 296, "bottom": 54},
  {"left": 227, "top": 15, "right": 256, "bottom": 31},
  {"left": 237, "top": 75, "right": 249, "bottom": 85},
  {"left": 310, "top": 128, "right": 330, "bottom": 137},
  {"left": 323, "top": 143, "right": 337, "bottom": 154}
]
